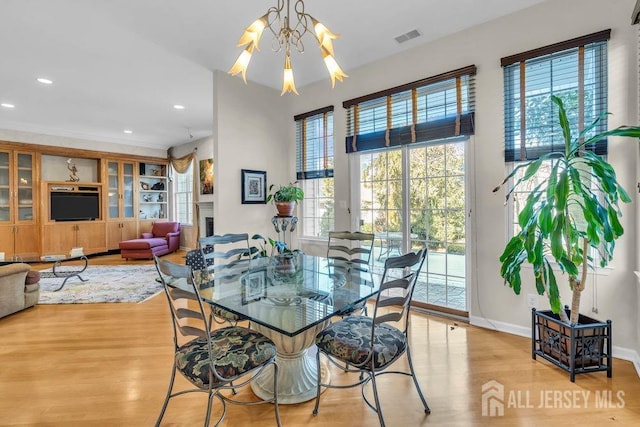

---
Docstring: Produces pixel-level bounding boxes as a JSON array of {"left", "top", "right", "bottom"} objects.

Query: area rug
[{"left": 38, "top": 264, "right": 162, "bottom": 304}]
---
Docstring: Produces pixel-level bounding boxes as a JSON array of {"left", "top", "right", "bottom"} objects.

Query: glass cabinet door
[
  {"left": 108, "top": 161, "right": 119, "bottom": 219},
  {"left": 0, "top": 151, "right": 9, "bottom": 222},
  {"left": 122, "top": 162, "right": 134, "bottom": 218},
  {"left": 16, "top": 153, "right": 33, "bottom": 222}
]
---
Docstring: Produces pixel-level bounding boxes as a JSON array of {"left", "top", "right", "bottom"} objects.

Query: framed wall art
[
  {"left": 199, "top": 158, "right": 214, "bottom": 195},
  {"left": 241, "top": 169, "right": 266, "bottom": 204}
]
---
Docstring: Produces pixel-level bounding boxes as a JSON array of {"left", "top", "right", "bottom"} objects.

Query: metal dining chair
[
  {"left": 327, "top": 231, "right": 375, "bottom": 316},
  {"left": 199, "top": 233, "right": 256, "bottom": 265},
  {"left": 186, "top": 233, "right": 254, "bottom": 325},
  {"left": 153, "top": 257, "right": 281, "bottom": 427},
  {"left": 313, "top": 249, "right": 430, "bottom": 427},
  {"left": 327, "top": 231, "right": 375, "bottom": 265}
]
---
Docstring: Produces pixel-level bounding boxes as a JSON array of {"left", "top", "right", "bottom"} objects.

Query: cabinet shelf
[{"left": 138, "top": 162, "right": 168, "bottom": 224}]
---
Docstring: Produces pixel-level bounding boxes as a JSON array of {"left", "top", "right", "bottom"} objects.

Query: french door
[{"left": 355, "top": 140, "right": 467, "bottom": 313}]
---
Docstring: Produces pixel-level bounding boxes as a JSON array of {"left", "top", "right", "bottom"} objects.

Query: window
[
  {"left": 174, "top": 162, "right": 193, "bottom": 225},
  {"left": 346, "top": 66, "right": 476, "bottom": 314},
  {"left": 501, "top": 30, "right": 609, "bottom": 232},
  {"left": 295, "top": 106, "right": 334, "bottom": 238},
  {"left": 344, "top": 65, "right": 476, "bottom": 153}
]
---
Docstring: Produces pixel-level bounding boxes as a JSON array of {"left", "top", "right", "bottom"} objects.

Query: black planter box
[{"left": 532, "top": 308, "right": 612, "bottom": 382}]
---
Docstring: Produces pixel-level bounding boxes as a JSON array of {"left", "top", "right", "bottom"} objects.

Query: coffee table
[{"left": 39, "top": 255, "right": 89, "bottom": 291}]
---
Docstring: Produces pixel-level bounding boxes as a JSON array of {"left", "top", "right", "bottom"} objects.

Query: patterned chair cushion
[
  {"left": 185, "top": 246, "right": 215, "bottom": 271},
  {"left": 212, "top": 306, "right": 244, "bottom": 323},
  {"left": 315, "top": 315, "right": 406, "bottom": 369},
  {"left": 175, "top": 326, "right": 276, "bottom": 389}
]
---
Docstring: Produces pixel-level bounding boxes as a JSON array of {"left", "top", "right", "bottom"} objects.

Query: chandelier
[{"left": 228, "top": 0, "right": 347, "bottom": 95}]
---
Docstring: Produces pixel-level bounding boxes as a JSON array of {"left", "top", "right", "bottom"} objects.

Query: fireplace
[
  {"left": 196, "top": 201, "right": 214, "bottom": 238},
  {"left": 205, "top": 217, "right": 214, "bottom": 237}
]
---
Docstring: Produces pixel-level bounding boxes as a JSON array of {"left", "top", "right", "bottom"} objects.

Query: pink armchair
[{"left": 119, "top": 221, "right": 181, "bottom": 260}]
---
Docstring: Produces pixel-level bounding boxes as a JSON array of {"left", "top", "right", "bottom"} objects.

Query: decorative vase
[
  {"left": 532, "top": 307, "right": 612, "bottom": 382},
  {"left": 275, "top": 201, "right": 294, "bottom": 217}
]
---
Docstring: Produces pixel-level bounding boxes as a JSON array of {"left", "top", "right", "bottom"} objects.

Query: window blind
[
  {"left": 501, "top": 30, "right": 610, "bottom": 162},
  {"left": 295, "top": 106, "right": 334, "bottom": 180},
  {"left": 343, "top": 65, "right": 476, "bottom": 153}
]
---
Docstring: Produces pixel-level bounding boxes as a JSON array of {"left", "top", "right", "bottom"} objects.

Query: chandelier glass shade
[{"left": 228, "top": 0, "right": 347, "bottom": 95}]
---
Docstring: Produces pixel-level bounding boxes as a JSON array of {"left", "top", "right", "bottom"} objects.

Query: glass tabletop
[{"left": 182, "top": 253, "right": 382, "bottom": 337}]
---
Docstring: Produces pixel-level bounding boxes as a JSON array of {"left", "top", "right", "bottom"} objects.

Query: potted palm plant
[
  {"left": 494, "top": 95, "right": 640, "bottom": 381},
  {"left": 267, "top": 182, "right": 304, "bottom": 217}
]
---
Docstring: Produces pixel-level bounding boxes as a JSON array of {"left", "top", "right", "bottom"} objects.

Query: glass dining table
[{"left": 188, "top": 253, "right": 383, "bottom": 404}]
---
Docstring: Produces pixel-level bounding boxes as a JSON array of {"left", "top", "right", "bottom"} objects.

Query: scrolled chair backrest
[
  {"left": 327, "top": 231, "right": 375, "bottom": 265},
  {"left": 199, "top": 233, "right": 252, "bottom": 266},
  {"left": 372, "top": 248, "right": 427, "bottom": 327},
  {"left": 154, "top": 256, "right": 210, "bottom": 343}
]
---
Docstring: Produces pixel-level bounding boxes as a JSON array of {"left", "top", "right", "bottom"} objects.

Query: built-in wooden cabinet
[
  {"left": 105, "top": 160, "right": 138, "bottom": 250},
  {"left": 41, "top": 221, "right": 107, "bottom": 255},
  {"left": 40, "top": 181, "right": 106, "bottom": 256},
  {"left": 0, "top": 149, "right": 39, "bottom": 260},
  {"left": 0, "top": 141, "right": 170, "bottom": 258}
]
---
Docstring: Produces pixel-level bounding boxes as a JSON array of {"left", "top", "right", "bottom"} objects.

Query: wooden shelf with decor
[{"left": 138, "top": 161, "right": 168, "bottom": 234}]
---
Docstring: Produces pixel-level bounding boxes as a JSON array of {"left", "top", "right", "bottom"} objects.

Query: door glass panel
[
  {"left": 17, "top": 153, "right": 32, "bottom": 169},
  {"left": 412, "top": 142, "right": 466, "bottom": 311},
  {"left": 357, "top": 141, "right": 467, "bottom": 312},
  {"left": 0, "top": 152, "right": 8, "bottom": 222},
  {"left": 123, "top": 163, "right": 134, "bottom": 218},
  {"left": 18, "top": 207, "right": 33, "bottom": 221},
  {"left": 108, "top": 162, "right": 119, "bottom": 219},
  {"left": 358, "top": 149, "right": 405, "bottom": 266}
]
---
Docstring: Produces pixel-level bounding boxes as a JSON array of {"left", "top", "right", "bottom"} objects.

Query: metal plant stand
[{"left": 271, "top": 215, "right": 297, "bottom": 249}]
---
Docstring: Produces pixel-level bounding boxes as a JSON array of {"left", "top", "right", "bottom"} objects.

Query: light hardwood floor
[{"left": 1, "top": 252, "right": 639, "bottom": 426}]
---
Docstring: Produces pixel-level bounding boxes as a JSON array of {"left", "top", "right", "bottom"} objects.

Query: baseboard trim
[{"left": 469, "top": 315, "right": 640, "bottom": 379}]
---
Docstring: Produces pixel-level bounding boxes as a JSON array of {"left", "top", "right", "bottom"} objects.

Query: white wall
[
  {"left": 0, "top": 129, "right": 166, "bottom": 158},
  {"left": 286, "top": 0, "right": 640, "bottom": 354},
  {"left": 212, "top": 71, "right": 290, "bottom": 244}
]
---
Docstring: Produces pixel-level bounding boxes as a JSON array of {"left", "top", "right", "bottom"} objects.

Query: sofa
[
  {"left": 0, "top": 263, "right": 40, "bottom": 319},
  {"left": 119, "top": 221, "right": 181, "bottom": 260}
]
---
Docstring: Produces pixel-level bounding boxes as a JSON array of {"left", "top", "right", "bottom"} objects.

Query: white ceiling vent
[{"left": 394, "top": 29, "right": 421, "bottom": 44}]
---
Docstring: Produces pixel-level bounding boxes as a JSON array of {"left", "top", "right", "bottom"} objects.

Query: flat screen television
[{"left": 50, "top": 192, "right": 100, "bottom": 221}]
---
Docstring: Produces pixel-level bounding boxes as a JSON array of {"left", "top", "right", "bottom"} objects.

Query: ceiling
[{"left": 0, "top": 0, "right": 545, "bottom": 151}]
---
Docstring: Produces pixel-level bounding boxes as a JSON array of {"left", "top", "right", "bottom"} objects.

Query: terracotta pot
[{"left": 275, "top": 201, "right": 295, "bottom": 217}]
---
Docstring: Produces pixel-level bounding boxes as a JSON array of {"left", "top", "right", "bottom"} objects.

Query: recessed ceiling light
[
  {"left": 123, "top": 129, "right": 133, "bottom": 134},
  {"left": 1, "top": 103, "right": 15, "bottom": 109},
  {"left": 37, "top": 77, "right": 53, "bottom": 85},
  {"left": 173, "top": 104, "right": 185, "bottom": 110}
]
